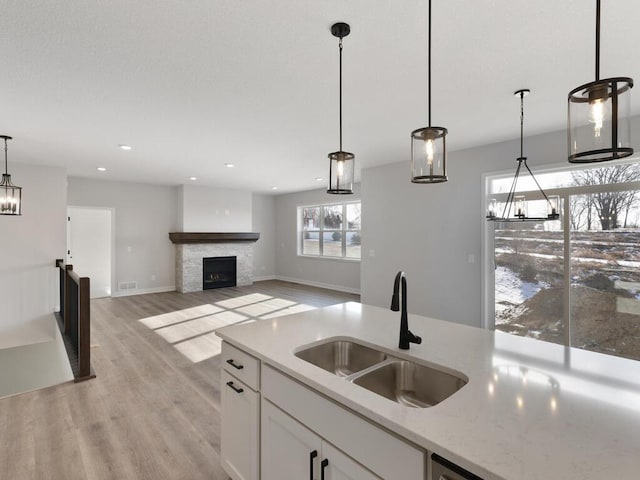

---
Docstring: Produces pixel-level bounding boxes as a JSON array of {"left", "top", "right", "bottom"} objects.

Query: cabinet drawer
[
  {"left": 221, "top": 370, "right": 260, "bottom": 480},
  {"left": 222, "top": 341, "right": 260, "bottom": 390},
  {"left": 262, "top": 364, "right": 425, "bottom": 480}
]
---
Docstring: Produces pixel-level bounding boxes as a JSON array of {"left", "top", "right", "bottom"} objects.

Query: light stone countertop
[{"left": 216, "top": 302, "right": 640, "bottom": 480}]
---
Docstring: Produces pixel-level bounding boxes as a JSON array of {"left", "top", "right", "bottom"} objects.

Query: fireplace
[{"left": 203, "top": 256, "right": 237, "bottom": 290}]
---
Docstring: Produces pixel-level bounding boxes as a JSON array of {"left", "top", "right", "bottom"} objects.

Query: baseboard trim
[
  {"left": 112, "top": 286, "right": 176, "bottom": 298},
  {"left": 252, "top": 275, "right": 277, "bottom": 282},
  {"left": 274, "top": 275, "right": 360, "bottom": 295}
]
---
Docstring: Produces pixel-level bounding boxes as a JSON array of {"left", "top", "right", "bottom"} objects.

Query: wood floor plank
[{"left": 0, "top": 280, "right": 358, "bottom": 479}]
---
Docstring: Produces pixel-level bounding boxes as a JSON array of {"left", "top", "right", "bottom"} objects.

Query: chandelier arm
[
  {"left": 522, "top": 160, "right": 553, "bottom": 206},
  {"left": 502, "top": 160, "right": 523, "bottom": 219}
]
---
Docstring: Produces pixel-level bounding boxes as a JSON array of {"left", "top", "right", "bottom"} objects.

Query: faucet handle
[{"left": 408, "top": 330, "right": 422, "bottom": 345}]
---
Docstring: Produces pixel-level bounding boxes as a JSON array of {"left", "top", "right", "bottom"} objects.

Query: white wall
[
  {"left": 0, "top": 163, "right": 66, "bottom": 336},
  {"left": 361, "top": 117, "right": 640, "bottom": 327},
  {"left": 274, "top": 185, "right": 361, "bottom": 293},
  {"left": 67, "top": 177, "right": 177, "bottom": 296},
  {"left": 179, "top": 184, "right": 252, "bottom": 232},
  {"left": 252, "top": 193, "right": 276, "bottom": 280}
]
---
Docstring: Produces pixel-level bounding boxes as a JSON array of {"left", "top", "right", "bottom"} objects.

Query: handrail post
[
  {"left": 55, "top": 259, "right": 64, "bottom": 318},
  {"left": 78, "top": 276, "right": 91, "bottom": 379},
  {"left": 64, "top": 265, "right": 73, "bottom": 334}
]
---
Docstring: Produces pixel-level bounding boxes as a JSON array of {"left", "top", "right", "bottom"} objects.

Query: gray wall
[
  {"left": 179, "top": 184, "right": 252, "bottom": 231},
  {"left": 361, "top": 127, "right": 575, "bottom": 327},
  {"left": 275, "top": 185, "right": 361, "bottom": 294},
  {"left": 0, "top": 163, "right": 67, "bottom": 334},
  {"left": 252, "top": 193, "right": 276, "bottom": 280},
  {"left": 67, "top": 177, "right": 178, "bottom": 295}
]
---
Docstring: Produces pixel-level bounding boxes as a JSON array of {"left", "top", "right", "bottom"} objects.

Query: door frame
[{"left": 67, "top": 205, "right": 117, "bottom": 298}]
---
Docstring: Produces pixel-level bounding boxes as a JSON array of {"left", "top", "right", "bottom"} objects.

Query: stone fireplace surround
[{"left": 169, "top": 232, "right": 260, "bottom": 293}]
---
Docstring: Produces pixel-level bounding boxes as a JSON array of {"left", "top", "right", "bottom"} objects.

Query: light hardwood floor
[{"left": 0, "top": 280, "right": 358, "bottom": 480}]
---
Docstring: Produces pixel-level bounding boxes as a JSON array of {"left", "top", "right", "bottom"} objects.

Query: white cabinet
[
  {"left": 262, "top": 399, "right": 379, "bottom": 480},
  {"left": 261, "top": 399, "right": 321, "bottom": 480},
  {"left": 321, "top": 442, "right": 380, "bottom": 480},
  {"left": 220, "top": 342, "right": 426, "bottom": 480},
  {"left": 262, "top": 365, "right": 425, "bottom": 480},
  {"left": 221, "top": 343, "right": 260, "bottom": 480}
]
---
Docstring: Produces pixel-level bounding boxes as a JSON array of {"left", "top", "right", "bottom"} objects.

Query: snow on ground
[{"left": 494, "top": 266, "right": 549, "bottom": 321}]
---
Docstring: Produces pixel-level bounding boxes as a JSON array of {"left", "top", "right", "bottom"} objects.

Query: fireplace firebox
[{"left": 203, "top": 256, "right": 237, "bottom": 290}]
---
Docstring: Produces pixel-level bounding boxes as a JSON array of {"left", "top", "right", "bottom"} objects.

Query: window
[
  {"left": 299, "top": 201, "right": 361, "bottom": 260},
  {"left": 485, "top": 161, "right": 640, "bottom": 362}
]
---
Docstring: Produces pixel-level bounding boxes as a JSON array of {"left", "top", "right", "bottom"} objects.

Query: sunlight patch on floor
[
  {"left": 139, "top": 304, "right": 222, "bottom": 329},
  {"left": 174, "top": 331, "right": 223, "bottom": 363},
  {"left": 155, "top": 310, "right": 249, "bottom": 344},
  {"left": 138, "top": 294, "right": 320, "bottom": 363},
  {"left": 215, "top": 293, "right": 273, "bottom": 309}
]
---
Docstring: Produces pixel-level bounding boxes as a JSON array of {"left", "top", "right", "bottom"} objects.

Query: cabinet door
[
  {"left": 321, "top": 442, "right": 381, "bottom": 480},
  {"left": 262, "top": 399, "right": 322, "bottom": 480},
  {"left": 221, "top": 370, "right": 259, "bottom": 480}
]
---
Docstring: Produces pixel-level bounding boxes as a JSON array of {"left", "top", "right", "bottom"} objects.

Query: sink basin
[
  {"left": 295, "top": 340, "right": 387, "bottom": 377},
  {"left": 353, "top": 360, "right": 467, "bottom": 408}
]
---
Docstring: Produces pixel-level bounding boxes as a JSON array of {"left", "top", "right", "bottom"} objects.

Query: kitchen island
[{"left": 216, "top": 301, "right": 640, "bottom": 479}]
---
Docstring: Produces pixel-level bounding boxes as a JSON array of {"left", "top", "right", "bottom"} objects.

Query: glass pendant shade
[
  {"left": 326, "top": 23, "right": 354, "bottom": 195},
  {"left": 327, "top": 151, "right": 355, "bottom": 194},
  {"left": 568, "top": 0, "right": 633, "bottom": 163},
  {"left": 0, "top": 175, "right": 21, "bottom": 215},
  {"left": 0, "top": 135, "right": 21, "bottom": 216},
  {"left": 411, "top": 127, "right": 447, "bottom": 183},
  {"left": 568, "top": 78, "right": 633, "bottom": 163}
]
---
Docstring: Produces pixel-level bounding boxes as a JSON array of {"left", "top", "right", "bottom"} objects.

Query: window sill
[{"left": 297, "top": 254, "right": 361, "bottom": 263}]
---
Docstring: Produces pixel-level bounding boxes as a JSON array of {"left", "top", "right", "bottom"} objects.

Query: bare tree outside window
[
  {"left": 493, "top": 163, "right": 640, "bottom": 362},
  {"left": 571, "top": 164, "right": 640, "bottom": 230}
]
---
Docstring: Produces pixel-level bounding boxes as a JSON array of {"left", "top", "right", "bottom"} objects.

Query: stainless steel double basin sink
[{"left": 294, "top": 339, "right": 467, "bottom": 408}]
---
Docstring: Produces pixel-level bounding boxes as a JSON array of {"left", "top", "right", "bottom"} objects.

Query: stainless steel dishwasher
[{"left": 431, "top": 453, "right": 484, "bottom": 480}]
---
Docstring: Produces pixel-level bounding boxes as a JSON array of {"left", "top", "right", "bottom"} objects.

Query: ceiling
[{"left": 3, "top": 0, "right": 640, "bottom": 194}]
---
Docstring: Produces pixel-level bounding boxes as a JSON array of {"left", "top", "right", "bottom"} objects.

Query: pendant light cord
[
  {"left": 339, "top": 37, "right": 343, "bottom": 151},
  {"left": 519, "top": 91, "right": 524, "bottom": 159},
  {"left": 3, "top": 138, "right": 7, "bottom": 176},
  {"left": 427, "top": 0, "right": 432, "bottom": 127},
  {"left": 595, "top": 0, "right": 600, "bottom": 81}
]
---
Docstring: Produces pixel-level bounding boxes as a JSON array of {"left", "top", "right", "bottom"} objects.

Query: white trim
[
  {"left": 252, "top": 275, "right": 277, "bottom": 282},
  {"left": 112, "top": 285, "right": 175, "bottom": 297},
  {"left": 296, "top": 254, "right": 360, "bottom": 263},
  {"left": 275, "top": 275, "right": 360, "bottom": 295}
]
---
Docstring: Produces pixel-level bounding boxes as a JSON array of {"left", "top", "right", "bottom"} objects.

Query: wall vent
[{"left": 118, "top": 281, "right": 137, "bottom": 290}]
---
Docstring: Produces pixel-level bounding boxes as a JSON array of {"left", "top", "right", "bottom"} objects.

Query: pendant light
[
  {"left": 411, "top": 0, "right": 447, "bottom": 183},
  {"left": 486, "top": 90, "right": 560, "bottom": 222},
  {"left": 568, "top": 0, "right": 633, "bottom": 163},
  {"left": 0, "top": 135, "right": 22, "bottom": 216},
  {"left": 327, "top": 22, "right": 354, "bottom": 195}
]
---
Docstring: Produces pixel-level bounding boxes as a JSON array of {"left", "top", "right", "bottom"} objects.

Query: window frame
[
  {"left": 297, "top": 201, "right": 361, "bottom": 261},
  {"left": 481, "top": 157, "right": 640, "bottom": 359}
]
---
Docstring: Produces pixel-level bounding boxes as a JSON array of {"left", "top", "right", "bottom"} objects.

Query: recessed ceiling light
[
  {"left": 315, "top": 177, "right": 323, "bottom": 181},
  {"left": 225, "top": 163, "right": 235, "bottom": 168},
  {"left": 97, "top": 167, "right": 107, "bottom": 172},
  {"left": 119, "top": 144, "right": 132, "bottom": 151},
  {"left": 271, "top": 186, "right": 278, "bottom": 190},
  {"left": 189, "top": 176, "right": 197, "bottom": 181}
]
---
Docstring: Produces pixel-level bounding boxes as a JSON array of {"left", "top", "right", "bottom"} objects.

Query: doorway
[{"left": 67, "top": 207, "right": 113, "bottom": 299}]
